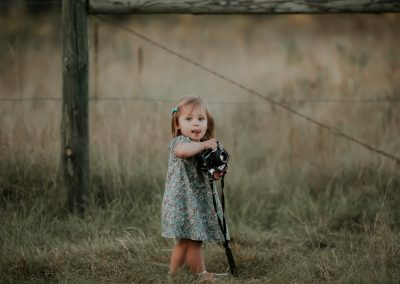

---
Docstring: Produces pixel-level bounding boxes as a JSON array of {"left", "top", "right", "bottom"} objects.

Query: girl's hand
[
  {"left": 213, "top": 171, "right": 227, "bottom": 180},
  {"left": 203, "top": 138, "right": 218, "bottom": 150},
  {"left": 175, "top": 138, "right": 217, "bottom": 158}
]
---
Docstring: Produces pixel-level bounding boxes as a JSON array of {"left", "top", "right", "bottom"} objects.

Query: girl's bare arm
[{"left": 174, "top": 138, "right": 217, "bottom": 159}]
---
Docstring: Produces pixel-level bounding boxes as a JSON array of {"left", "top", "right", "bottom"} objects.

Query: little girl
[{"left": 161, "top": 96, "right": 228, "bottom": 281}]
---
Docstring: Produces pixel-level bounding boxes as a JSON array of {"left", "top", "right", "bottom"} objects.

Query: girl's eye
[
  {"left": 199, "top": 117, "right": 205, "bottom": 121},
  {"left": 185, "top": 117, "right": 192, "bottom": 121}
]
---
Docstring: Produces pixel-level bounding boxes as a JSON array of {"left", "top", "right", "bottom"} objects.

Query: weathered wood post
[{"left": 62, "top": 0, "right": 89, "bottom": 215}]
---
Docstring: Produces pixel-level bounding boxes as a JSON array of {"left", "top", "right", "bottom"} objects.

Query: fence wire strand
[
  {"left": 1, "top": 4, "right": 399, "bottom": 164},
  {"left": 90, "top": 14, "right": 400, "bottom": 164},
  {"left": 1, "top": 96, "right": 399, "bottom": 104}
]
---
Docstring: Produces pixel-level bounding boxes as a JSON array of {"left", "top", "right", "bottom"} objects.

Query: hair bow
[{"left": 171, "top": 106, "right": 179, "bottom": 114}]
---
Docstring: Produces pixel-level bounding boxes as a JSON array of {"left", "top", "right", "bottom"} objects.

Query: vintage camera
[{"left": 196, "top": 142, "right": 229, "bottom": 176}]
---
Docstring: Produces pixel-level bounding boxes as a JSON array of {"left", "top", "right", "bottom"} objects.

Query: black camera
[{"left": 196, "top": 142, "right": 229, "bottom": 176}]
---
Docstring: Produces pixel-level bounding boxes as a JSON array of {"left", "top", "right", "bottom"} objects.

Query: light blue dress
[{"left": 161, "top": 135, "right": 229, "bottom": 241}]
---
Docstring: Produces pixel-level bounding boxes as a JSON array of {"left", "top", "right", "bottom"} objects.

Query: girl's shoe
[
  {"left": 197, "top": 271, "right": 215, "bottom": 282},
  {"left": 214, "top": 272, "right": 229, "bottom": 277},
  {"left": 197, "top": 271, "right": 228, "bottom": 282}
]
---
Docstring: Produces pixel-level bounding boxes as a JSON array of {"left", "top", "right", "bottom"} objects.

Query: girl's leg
[
  {"left": 185, "top": 240, "right": 206, "bottom": 274},
  {"left": 169, "top": 239, "right": 188, "bottom": 274}
]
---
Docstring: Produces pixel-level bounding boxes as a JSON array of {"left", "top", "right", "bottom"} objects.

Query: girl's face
[{"left": 177, "top": 104, "right": 208, "bottom": 142}]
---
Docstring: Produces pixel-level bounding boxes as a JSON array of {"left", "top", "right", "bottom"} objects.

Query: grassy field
[{"left": 1, "top": 11, "right": 400, "bottom": 283}]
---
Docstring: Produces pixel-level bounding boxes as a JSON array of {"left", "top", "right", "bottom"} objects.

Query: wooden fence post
[{"left": 62, "top": 0, "right": 89, "bottom": 215}]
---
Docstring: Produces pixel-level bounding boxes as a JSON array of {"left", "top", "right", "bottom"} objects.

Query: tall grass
[{"left": 1, "top": 13, "right": 399, "bottom": 283}]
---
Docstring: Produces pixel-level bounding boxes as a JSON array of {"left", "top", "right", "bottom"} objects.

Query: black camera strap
[{"left": 210, "top": 177, "right": 238, "bottom": 277}]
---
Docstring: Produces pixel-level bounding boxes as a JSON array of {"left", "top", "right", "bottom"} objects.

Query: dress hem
[{"left": 161, "top": 234, "right": 225, "bottom": 242}]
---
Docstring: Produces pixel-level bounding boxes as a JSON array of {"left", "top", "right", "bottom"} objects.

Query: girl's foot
[
  {"left": 197, "top": 271, "right": 228, "bottom": 282},
  {"left": 197, "top": 271, "right": 215, "bottom": 282}
]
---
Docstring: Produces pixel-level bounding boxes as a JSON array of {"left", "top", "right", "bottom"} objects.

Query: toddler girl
[{"left": 161, "top": 96, "right": 228, "bottom": 281}]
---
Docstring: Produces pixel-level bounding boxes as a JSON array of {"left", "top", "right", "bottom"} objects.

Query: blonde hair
[{"left": 171, "top": 96, "right": 215, "bottom": 141}]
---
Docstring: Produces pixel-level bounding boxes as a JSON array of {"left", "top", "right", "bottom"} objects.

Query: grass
[
  {"left": 1, "top": 11, "right": 400, "bottom": 283},
  {"left": 1, "top": 164, "right": 399, "bottom": 283}
]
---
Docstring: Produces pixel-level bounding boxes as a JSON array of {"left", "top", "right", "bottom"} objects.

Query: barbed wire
[
  {"left": 2, "top": 1, "right": 398, "bottom": 106},
  {"left": 90, "top": 14, "right": 400, "bottom": 164},
  {"left": 1, "top": 3, "right": 399, "bottom": 164},
  {"left": 1, "top": 96, "right": 399, "bottom": 104}
]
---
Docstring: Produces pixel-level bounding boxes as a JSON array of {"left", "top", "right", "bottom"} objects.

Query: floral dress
[{"left": 161, "top": 135, "right": 229, "bottom": 241}]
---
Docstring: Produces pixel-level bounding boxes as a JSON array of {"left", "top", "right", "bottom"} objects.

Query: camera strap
[{"left": 210, "top": 177, "right": 238, "bottom": 277}]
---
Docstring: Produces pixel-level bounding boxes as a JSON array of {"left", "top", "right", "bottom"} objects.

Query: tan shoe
[
  {"left": 197, "top": 271, "right": 215, "bottom": 282},
  {"left": 197, "top": 271, "right": 229, "bottom": 282}
]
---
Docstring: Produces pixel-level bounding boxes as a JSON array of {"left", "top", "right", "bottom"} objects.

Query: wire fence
[
  {"left": 1, "top": 1, "right": 400, "bottom": 164},
  {"left": 1, "top": 96, "right": 399, "bottom": 104},
  {"left": 2, "top": 1, "right": 399, "bottom": 105},
  {"left": 89, "top": 14, "right": 400, "bottom": 164}
]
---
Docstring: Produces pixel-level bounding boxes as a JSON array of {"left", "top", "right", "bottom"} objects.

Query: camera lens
[{"left": 219, "top": 151, "right": 228, "bottom": 163}]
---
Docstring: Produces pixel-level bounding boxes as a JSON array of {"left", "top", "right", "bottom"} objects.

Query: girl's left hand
[{"left": 213, "top": 171, "right": 226, "bottom": 180}]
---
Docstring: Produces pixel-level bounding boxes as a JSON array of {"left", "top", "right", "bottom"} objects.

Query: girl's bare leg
[
  {"left": 169, "top": 240, "right": 188, "bottom": 274},
  {"left": 186, "top": 240, "right": 206, "bottom": 274}
]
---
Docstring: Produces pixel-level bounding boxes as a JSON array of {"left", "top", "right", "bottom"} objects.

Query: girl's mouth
[{"left": 191, "top": 130, "right": 201, "bottom": 134}]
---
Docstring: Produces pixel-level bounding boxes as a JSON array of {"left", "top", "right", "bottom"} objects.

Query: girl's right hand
[{"left": 203, "top": 138, "right": 218, "bottom": 150}]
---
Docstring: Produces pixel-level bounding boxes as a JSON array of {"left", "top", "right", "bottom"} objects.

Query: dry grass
[{"left": 0, "top": 11, "right": 400, "bottom": 283}]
